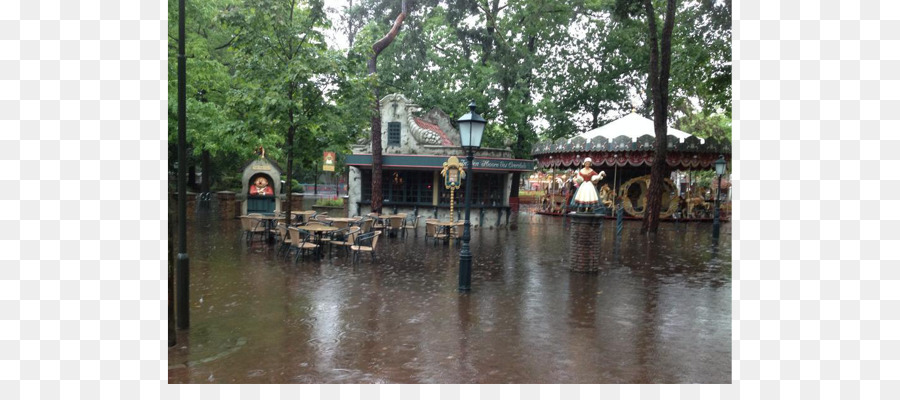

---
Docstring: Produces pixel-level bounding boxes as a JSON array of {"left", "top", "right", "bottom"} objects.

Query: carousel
[{"left": 531, "top": 112, "right": 731, "bottom": 220}]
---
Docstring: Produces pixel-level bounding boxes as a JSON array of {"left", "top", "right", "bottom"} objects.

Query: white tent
[{"left": 577, "top": 112, "right": 702, "bottom": 144}]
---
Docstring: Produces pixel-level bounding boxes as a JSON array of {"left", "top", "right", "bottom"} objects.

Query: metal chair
[
  {"left": 402, "top": 215, "right": 422, "bottom": 237},
  {"left": 240, "top": 215, "right": 267, "bottom": 244},
  {"left": 330, "top": 226, "right": 362, "bottom": 257},
  {"left": 452, "top": 221, "right": 465, "bottom": 246},
  {"left": 424, "top": 220, "right": 448, "bottom": 245},
  {"left": 288, "top": 227, "right": 319, "bottom": 261},
  {"left": 360, "top": 217, "right": 374, "bottom": 233},
  {"left": 310, "top": 214, "right": 333, "bottom": 225},
  {"left": 351, "top": 231, "right": 382, "bottom": 263},
  {"left": 275, "top": 223, "right": 291, "bottom": 256},
  {"left": 387, "top": 215, "right": 405, "bottom": 238}
]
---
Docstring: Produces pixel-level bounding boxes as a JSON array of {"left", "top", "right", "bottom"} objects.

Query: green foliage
[
  {"left": 674, "top": 111, "right": 731, "bottom": 142},
  {"left": 315, "top": 197, "right": 345, "bottom": 207},
  {"left": 690, "top": 170, "right": 716, "bottom": 189},
  {"left": 170, "top": 0, "right": 731, "bottom": 187},
  {"left": 217, "top": 172, "right": 243, "bottom": 192}
]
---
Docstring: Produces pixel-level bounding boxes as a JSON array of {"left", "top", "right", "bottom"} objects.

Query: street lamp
[
  {"left": 712, "top": 156, "right": 726, "bottom": 236},
  {"left": 457, "top": 101, "right": 486, "bottom": 292}
]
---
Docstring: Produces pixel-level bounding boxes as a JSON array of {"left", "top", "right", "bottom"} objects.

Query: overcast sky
[{"left": 321, "top": 0, "right": 350, "bottom": 50}]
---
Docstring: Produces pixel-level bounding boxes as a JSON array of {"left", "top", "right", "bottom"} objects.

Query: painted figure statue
[
  {"left": 572, "top": 157, "right": 606, "bottom": 212},
  {"left": 250, "top": 176, "right": 273, "bottom": 196}
]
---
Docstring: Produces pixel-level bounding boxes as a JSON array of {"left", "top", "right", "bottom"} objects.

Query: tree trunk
[
  {"left": 367, "top": 0, "right": 408, "bottom": 214},
  {"left": 508, "top": 171, "right": 520, "bottom": 230},
  {"left": 201, "top": 149, "right": 210, "bottom": 193},
  {"left": 481, "top": 0, "right": 500, "bottom": 65},
  {"left": 369, "top": 95, "right": 383, "bottom": 213},
  {"left": 641, "top": 0, "right": 676, "bottom": 234},
  {"left": 285, "top": 91, "right": 295, "bottom": 226},
  {"left": 346, "top": 0, "right": 358, "bottom": 49},
  {"left": 188, "top": 164, "right": 196, "bottom": 190}
]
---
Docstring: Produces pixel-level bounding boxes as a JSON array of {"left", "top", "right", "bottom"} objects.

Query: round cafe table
[
  {"left": 325, "top": 217, "right": 360, "bottom": 229},
  {"left": 432, "top": 220, "right": 461, "bottom": 241},
  {"left": 254, "top": 215, "right": 282, "bottom": 243},
  {"left": 299, "top": 224, "right": 338, "bottom": 257}
]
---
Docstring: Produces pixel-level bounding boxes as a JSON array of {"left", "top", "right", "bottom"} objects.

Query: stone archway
[{"left": 240, "top": 158, "right": 282, "bottom": 215}]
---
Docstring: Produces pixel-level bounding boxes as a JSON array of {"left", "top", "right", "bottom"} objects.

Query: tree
[
  {"left": 538, "top": 10, "right": 636, "bottom": 139},
  {"left": 609, "top": 0, "right": 677, "bottom": 234},
  {"left": 167, "top": 0, "right": 240, "bottom": 191},
  {"left": 640, "top": 0, "right": 676, "bottom": 234},
  {"left": 367, "top": 0, "right": 409, "bottom": 214},
  {"left": 221, "top": 0, "right": 330, "bottom": 224}
]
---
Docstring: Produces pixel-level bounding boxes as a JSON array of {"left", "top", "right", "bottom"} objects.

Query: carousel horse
[
  {"left": 684, "top": 193, "right": 710, "bottom": 218},
  {"left": 598, "top": 184, "right": 615, "bottom": 210}
]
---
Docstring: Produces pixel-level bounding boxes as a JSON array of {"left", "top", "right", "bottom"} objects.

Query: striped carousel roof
[{"left": 531, "top": 112, "right": 729, "bottom": 170}]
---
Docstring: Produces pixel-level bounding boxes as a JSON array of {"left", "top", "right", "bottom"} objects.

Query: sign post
[
  {"left": 323, "top": 151, "right": 335, "bottom": 196},
  {"left": 441, "top": 156, "right": 465, "bottom": 237},
  {"left": 323, "top": 151, "right": 335, "bottom": 171}
]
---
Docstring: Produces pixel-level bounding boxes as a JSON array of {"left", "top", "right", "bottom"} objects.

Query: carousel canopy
[
  {"left": 579, "top": 112, "right": 699, "bottom": 143},
  {"left": 531, "top": 112, "right": 730, "bottom": 170}
]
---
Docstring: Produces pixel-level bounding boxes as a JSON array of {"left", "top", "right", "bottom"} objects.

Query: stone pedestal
[{"left": 569, "top": 212, "right": 604, "bottom": 273}]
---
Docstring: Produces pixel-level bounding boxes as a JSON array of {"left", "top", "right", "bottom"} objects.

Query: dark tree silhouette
[
  {"left": 368, "top": 0, "right": 409, "bottom": 213},
  {"left": 641, "top": 0, "right": 676, "bottom": 234}
]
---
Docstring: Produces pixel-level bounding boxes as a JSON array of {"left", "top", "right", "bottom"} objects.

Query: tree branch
[{"left": 213, "top": 28, "right": 243, "bottom": 50}]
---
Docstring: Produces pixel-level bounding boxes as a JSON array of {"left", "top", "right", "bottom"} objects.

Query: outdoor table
[
  {"left": 325, "top": 217, "right": 360, "bottom": 230},
  {"left": 291, "top": 210, "right": 317, "bottom": 224},
  {"left": 432, "top": 221, "right": 459, "bottom": 241},
  {"left": 301, "top": 224, "right": 339, "bottom": 257},
  {"left": 256, "top": 215, "right": 281, "bottom": 243}
]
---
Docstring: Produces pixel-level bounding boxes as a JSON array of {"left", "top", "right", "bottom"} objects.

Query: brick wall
[
  {"left": 216, "top": 191, "right": 239, "bottom": 219},
  {"left": 569, "top": 213, "right": 604, "bottom": 272},
  {"left": 280, "top": 193, "right": 304, "bottom": 212}
]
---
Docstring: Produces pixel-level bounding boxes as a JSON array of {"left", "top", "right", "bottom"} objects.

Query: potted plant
[{"left": 312, "top": 196, "right": 346, "bottom": 216}]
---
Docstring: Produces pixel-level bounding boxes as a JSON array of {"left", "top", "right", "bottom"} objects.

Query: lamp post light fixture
[
  {"left": 712, "top": 156, "right": 726, "bottom": 237},
  {"left": 457, "top": 101, "right": 486, "bottom": 292}
]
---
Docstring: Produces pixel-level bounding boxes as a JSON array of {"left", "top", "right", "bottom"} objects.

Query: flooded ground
[{"left": 168, "top": 212, "right": 731, "bottom": 384}]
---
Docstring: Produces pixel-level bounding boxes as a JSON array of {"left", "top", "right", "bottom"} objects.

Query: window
[
  {"left": 438, "top": 172, "right": 505, "bottom": 206},
  {"left": 361, "top": 170, "right": 434, "bottom": 204},
  {"left": 387, "top": 122, "right": 401, "bottom": 147},
  {"left": 360, "top": 170, "right": 506, "bottom": 206}
]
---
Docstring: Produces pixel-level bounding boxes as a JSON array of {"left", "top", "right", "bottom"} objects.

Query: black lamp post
[
  {"left": 712, "top": 156, "right": 726, "bottom": 237},
  {"left": 175, "top": 0, "right": 190, "bottom": 332},
  {"left": 457, "top": 102, "right": 486, "bottom": 292}
]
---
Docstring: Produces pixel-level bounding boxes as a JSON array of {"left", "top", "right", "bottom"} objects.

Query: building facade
[{"left": 347, "top": 94, "right": 534, "bottom": 227}]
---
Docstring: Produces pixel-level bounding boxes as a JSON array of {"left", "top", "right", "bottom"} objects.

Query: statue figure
[
  {"left": 250, "top": 176, "right": 273, "bottom": 196},
  {"left": 572, "top": 157, "right": 606, "bottom": 212}
]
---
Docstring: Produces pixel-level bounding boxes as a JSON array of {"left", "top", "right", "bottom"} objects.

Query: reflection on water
[{"left": 169, "top": 213, "right": 731, "bottom": 384}]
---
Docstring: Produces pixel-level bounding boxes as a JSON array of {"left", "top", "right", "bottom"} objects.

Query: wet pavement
[{"left": 168, "top": 212, "right": 731, "bottom": 384}]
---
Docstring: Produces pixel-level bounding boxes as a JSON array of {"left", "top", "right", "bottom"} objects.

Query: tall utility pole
[{"left": 176, "top": 0, "right": 190, "bottom": 329}]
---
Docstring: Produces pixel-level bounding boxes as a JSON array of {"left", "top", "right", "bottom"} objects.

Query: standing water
[{"left": 168, "top": 213, "right": 730, "bottom": 384}]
